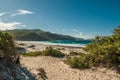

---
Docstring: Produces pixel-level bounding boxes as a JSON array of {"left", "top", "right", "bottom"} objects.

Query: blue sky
[{"left": 0, "top": 0, "right": 120, "bottom": 39}]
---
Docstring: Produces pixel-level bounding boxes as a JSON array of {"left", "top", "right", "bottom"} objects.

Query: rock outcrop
[{"left": 0, "top": 59, "right": 36, "bottom": 80}]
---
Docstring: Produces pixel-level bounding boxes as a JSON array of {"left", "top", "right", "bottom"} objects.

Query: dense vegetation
[
  {"left": 6, "top": 29, "right": 83, "bottom": 41},
  {"left": 0, "top": 32, "right": 17, "bottom": 60},
  {"left": 66, "top": 26, "right": 120, "bottom": 69},
  {"left": 22, "top": 46, "right": 65, "bottom": 57}
]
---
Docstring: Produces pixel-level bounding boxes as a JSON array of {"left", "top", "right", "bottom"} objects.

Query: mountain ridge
[{"left": 6, "top": 29, "right": 87, "bottom": 41}]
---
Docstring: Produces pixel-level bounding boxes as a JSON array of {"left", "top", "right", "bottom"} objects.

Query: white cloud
[
  {"left": 79, "top": 32, "right": 82, "bottom": 35},
  {"left": 75, "top": 34, "right": 94, "bottom": 39},
  {"left": 0, "top": 19, "right": 2, "bottom": 21},
  {"left": 0, "top": 12, "right": 6, "bottom": 16},
  {"left": 19, "top": 24, "right": 27, "bottom": 27},
  {"left": 11, "top": 9, "right": 33, "bottom": 16},
  {"left": 72, "top": 29, "right": 78, "bottom": 32},
  {"left": 73, "top": 32, "right": 94, "bottom": 39},
  {"left": 0, "top": 21, "right": 22, "bottom": 30}
]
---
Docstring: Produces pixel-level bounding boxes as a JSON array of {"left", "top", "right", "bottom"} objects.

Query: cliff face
[{"left": 0, "top": 59, "right": 36, "bottom": 80}]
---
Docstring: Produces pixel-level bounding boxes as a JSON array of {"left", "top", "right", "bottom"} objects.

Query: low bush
[
  {"left": 42, "top": 46, "right": 65, "bottom": 57},
  {"left": 22, "top": 51, "right": 42, "bottom": 56},
  {"left": 65, "top": 54, "right": 91, "bottom": 69}
]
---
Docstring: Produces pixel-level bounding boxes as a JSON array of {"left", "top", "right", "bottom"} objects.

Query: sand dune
[{"left": 21, "top": 56, "right": 120, "bottom": 80}]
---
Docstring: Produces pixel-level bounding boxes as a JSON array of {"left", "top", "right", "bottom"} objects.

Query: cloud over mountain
[{"left": 0, "top": 21, "right": 22, "bottom": 30}]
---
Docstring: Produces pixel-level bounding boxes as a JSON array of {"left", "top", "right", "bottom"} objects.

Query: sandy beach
[
  {"left": 21, "top": 56, "right": 120, "bottom": 80},
  {"left": 17, "top": 41, "right": 120, "bottom": 80},
  {"left": 16, "top": 41, "right": 84, "bottom": 54}
]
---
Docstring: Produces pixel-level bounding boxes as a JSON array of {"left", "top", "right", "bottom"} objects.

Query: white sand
[{"left": 21, "top": 56, "right": 120, "bottom": 80}]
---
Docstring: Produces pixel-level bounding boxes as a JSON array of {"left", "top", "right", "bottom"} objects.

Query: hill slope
[{"left": 6, "top": 29, "right": 83, "bottom": 41}]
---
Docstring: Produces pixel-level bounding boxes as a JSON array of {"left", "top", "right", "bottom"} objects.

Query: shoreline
[
  {"left": 16, "top": 41, "right": 84, "bottom": 54},
  {"left": 16, "top": 41, "right": 86, "bottom": 48}
]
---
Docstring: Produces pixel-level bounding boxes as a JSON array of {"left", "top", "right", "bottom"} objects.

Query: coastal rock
[{"left": 0, "top": 60, "right": 36, "bottom": 80}]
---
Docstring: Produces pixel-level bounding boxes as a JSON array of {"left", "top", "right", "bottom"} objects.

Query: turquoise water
[
  {"left": 40, "top": 40, "right": 92, "bottom": 47},
  {"left": 50, "top": 40, "right": 91, "bottom": 45},
  {"left": 23, "top": 40, "right": 91, "bottom": 47}
]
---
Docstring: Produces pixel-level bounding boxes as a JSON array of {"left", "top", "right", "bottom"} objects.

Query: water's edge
[{"left": 16, "top": 40, "right": 91, "bottom": 47}]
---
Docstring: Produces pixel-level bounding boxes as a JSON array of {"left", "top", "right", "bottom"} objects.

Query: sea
[{"left": 39, "top": 40, "right": 91, "bottom": 47}]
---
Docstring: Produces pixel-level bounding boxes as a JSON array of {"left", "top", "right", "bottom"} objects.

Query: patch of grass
[{"left": 22, "top": 51, "right": 42, "bottom": 56}]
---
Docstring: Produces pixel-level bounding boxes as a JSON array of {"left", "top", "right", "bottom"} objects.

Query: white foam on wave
[
  {"left": 16, "top": 41, "right": 86, "bottom": 47},
  {"left": 39, "top": 41, "right": 86, "bottom": 47}
]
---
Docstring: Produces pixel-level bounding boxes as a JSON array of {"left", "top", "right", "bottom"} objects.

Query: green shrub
[
  {"left": 42, "top": 46, "right": 65, "bottom": 57},
  {"left": 65, "top": 54, "right": 91, "bottom": 69},
  {"left": 69, "top": 52, "right": 79, "bottom": 56},
  {"left": 84, "top": 36, "right": 120, "bottom": 68},
  {"left": 66, "top": 26, "right": 120, "bottom": 69},
  {"left": 69, "top": 51, "right": 84, "bottom": 56},
  {"left": 22, "top": 46, "right": 65, "bottom": 58},
  {"left": 0, "top": 32, "right": 16, "bottom": 58}
]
